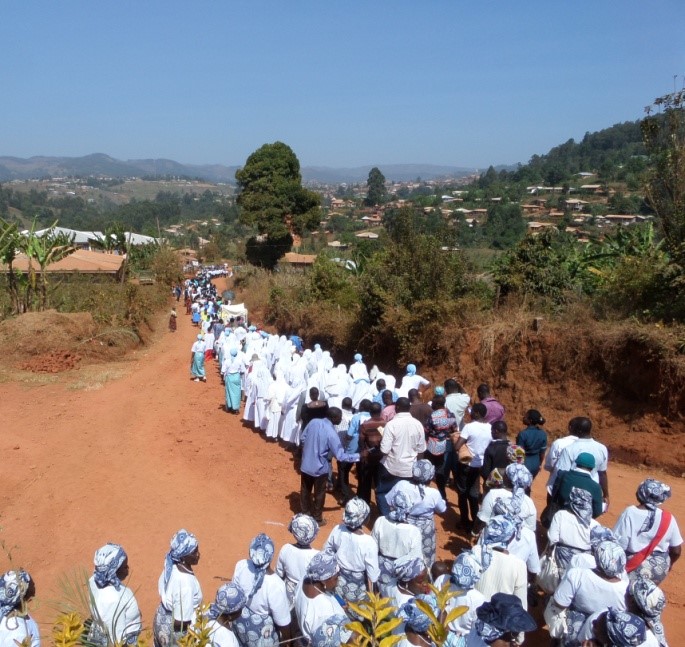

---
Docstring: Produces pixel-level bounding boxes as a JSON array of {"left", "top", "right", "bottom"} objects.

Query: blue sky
[{"left": 1, "top": 1, "right": 683, "bottom": 169}]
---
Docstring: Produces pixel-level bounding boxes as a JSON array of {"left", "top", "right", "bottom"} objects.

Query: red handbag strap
[{"left": 626, "top": 510, "right": 672, "bottom": 573}]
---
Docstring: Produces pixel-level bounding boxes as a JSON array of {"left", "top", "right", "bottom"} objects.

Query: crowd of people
[{"left": 1, "top": 272, "right": 681, "bottom": 647}]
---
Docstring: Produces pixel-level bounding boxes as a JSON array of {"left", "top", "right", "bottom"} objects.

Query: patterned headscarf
[
  {"left": 0, "top": 570, "right": 31, "bottom": 619},
  {"left": 387, "top": 490, "right": 413, "bottom": 523},
  {"left": 306, "top": 552, "right": 339, "bottom": 582},
  {"left": 412, "top": 459, "right": 435, "bottom": 498},
  {"left": 399, "top": 599, "right": 433, "bottom": 634},
  {"left": 606, "top": 608, "right": 646, "bottom": 647},
  {"left": 492, "top": 498, "right": 524, "bottom": 540},
  {"left": 451, "top": 551, "right": 483, "bottom": 590},
  {"left": 568, "top": 487, "right": 594, "bottom": 528},
  {"left": 475, "top": 593, "right": 536, "bottom": 641},
  {"left": 312, "top": 615, "right": 352, "bottom": 647},
  {"left": 246, "top": 533, "right": 275, "bottom": 602},
  {"left": 629, "top": 577, "right": 667, "bottom": 647},
  {"left": 288, "top": 514, "right": 319, "bottom": 546},
  {"left": 208, "top": 582, "right": 246, "bottom": 620},
  {"left": 506, "top": 444, "right": 526, "bottom": 464},
  {"left": 93, "top": 543, "right": 127, "bottom": 591},
  {"left": 406, "top": 364, "right": 417, "bottom": 376},
  {"left": 636, "top": 479, "right": 672, "bottom": 534},
  {"left": 480, "top": 515, "right": 517, "bottom": 570},
  {"left": 343, "top": 498, "right": 370, "bottom": 530},
  {"left": 593, "top": 540, "right": 627, "bottom": 578},
  {"left": 164, "top": 529, "right": 198, "bottom": 589},
  {"left": 504, "top": 463, "right": 532, "bottom": 518},
  {"left": 393, "top": 556, "right": 425, "bottom": 583},
  {"left": 590, "top": 525, "right": 617, "bottom": 548}
]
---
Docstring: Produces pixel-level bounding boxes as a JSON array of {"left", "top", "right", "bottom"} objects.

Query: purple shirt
[
  {"left": 300, "top": 418, "right": 360, "bottom": 477},
  {"left": 481, "top": 397, "right": 505, "bottom": 424}
]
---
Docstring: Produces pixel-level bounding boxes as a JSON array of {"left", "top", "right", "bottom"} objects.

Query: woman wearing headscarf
[
  {"left": 190, "top": 335, "right": 206, "bottom": 382},
  {"left": 386, "top": 460, "right": 447, "bottom": 567},
  {"left": 473, "top": 516, "right": 528, "bottom": 612},
  {"left": 626, "top": 577, "right": 668, "bottom": 647},
  {"left": 577, "top": 607, "right": 648, "bottom": 647},
  {"left": 222, "top": 348, "right": 245, "bottom": 414},
  {"left": 320, "top": 498, "right": 379, "bottom": 603},
  {"left": 280, "top": 371, "right": 307, "bottom": 447},
  {"left": 348, "top": 354, "right": 373, "bottom": 409},
  {"left": 424, "top": 394, "right": 459, "bottom": 501},
  {"left": 396, "top": 364, "right": 430, "bottom": 399},
  {"left": 389, "top": 555, "right": 430, "bottom": 609},
  {"left": 515, "top": 409, "right": 548, "bottom": 480},
  {"left": 265, "top": 370, "right": 289, "bottom": 440},
  {"left": 294, "top": 553, "right": 351, "bottom": 646},
  {"left": 0, "top": 569, "right": 39, "bottom": 647},
  {"left": 553, "top": 539, "right": 629, "bottom": 645},
  {"left": 371, "top": 490, "right": 424, "bottom": 597},
  {"left": 613, "top": 479, "right": 682, "bottom": 585},
  {"left": 154, "top": 529, "right": 202, "bottom": 647},
  {"left": 548, "top": 487, "right": 602, "bottom": 574},
  {"left": 206, "top": 582, "right": 246, "bottom": 647},
  {"left": 434, "top": 551, "right": 486, "bottom": 639},
  {"left": 396, "top": 598, "right": 437, "bottom": 647},
  {"left": 276, "top": 515, "right": 320, "bottom": 606},
  {"left": 232, "top": 533, "right": 291, "bottom": 647},
  {"left": 464, "top": 593, "right": 536, "bottom": 647},
  {"left": 87, "top": 543, "right": 142, "bottom": 646},
  {"left": 478, "top": 463, "right": 537, "bottom": 534}
]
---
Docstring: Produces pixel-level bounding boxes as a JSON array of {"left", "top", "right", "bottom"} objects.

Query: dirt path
[{"left": 0, "top": 290, "right": 683, "bottom": 644}]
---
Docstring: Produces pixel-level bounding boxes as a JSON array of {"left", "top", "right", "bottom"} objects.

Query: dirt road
[{"left": 0, "top": 296, "right": 683, "bottom": 643}]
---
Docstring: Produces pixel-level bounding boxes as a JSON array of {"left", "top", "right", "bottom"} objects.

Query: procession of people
[{"left": 2, "top": 269, "right": 680, "bottom": 647}]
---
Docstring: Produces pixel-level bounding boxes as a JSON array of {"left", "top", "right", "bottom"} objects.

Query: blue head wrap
[
  {"left": 306, "top": 552, "right": 339, "bottom": 582},
  {"left": 590, "top": 525, "right": 617, "bottom": 548},
  {"left": 354, "top": 353, "right": 363, "bottom": 363},
  {"left": 433, "top": 386, "right": 445, "bottom": 396},
  {"left": 568, "top": 487, "right": 594, "bottom": 528},
  {"left": 412, "top": 460, "right": 435, "bottom": 498},
  {"left": 451, "top": 551, "right": 483, "bottom": 590},
  {"left": 93, "top": 543, "right": 127, "bottom": 591},
  {"left": 230, "top": 348, "right": 238, "bottom": 357},
  {"left": 197, "top": 334, "right": 203, "bottom": 341},
  {"left": 343, "top": 498, "right": 370, "bottom": 530},
  {"left": 0, "top": 570, "right": 31, "bottom": 619},
  {"left": 593, "top": 540, "right": 626, "bottom": 578},
  {"left": 208, "top": 582, "right": 246, "bottom": 620},
  {"left": 406, "top": 364, "right": 417, "bottom": 376},
  {"left": 289, "top": 514, "right": 319, "bottom": 546},
  {"left": 606, "top": 608, "right": 646, "bottom": 647},
  {"left": 399, "top": 599, "right": 433, "bottom": 634},
  {"left": 387, "top": 490, "right": 413, "bottom": 523},
  {"left": 629, "top": 577, "right": 666, "bottom": 646},
  {"left": 246, "top": 533, "right": 274, "bottom": 602},
  {"left": 504, "top": 463, "right": 532, "bottom": 518},
  {"left": 164, "top": 529, "right": 198, "bottom": 589},
  {"left": 314, "top": 344, "right": 321, "bottom": 351},
  {"left": 636, "top": 479, "right": 672, "bottom": 533},
  {"left": 312, "top": 615, "right": 352, "bottom": 647},
  {"left": 393, "top": 555, "right": 425, "bottom": 583},
  {"left": 480, "top": 515, "right": 517, "bottom": 570}
]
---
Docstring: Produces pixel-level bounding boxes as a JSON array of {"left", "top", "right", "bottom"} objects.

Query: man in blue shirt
[{"left": 300, "top": 407, "right": 360, "bottom": 525}]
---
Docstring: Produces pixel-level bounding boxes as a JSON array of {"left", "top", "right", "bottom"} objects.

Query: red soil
[{"left": 0, "top": 289, "right": 683, "bottom": 644}]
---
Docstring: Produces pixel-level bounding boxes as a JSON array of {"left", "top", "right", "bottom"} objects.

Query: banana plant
[{"left": 0, "top": 218, "right": 22, "bottom": 313}]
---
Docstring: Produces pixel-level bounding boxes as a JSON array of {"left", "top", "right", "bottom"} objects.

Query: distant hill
[
  {"left": 0, "top": 154, "right": 476, "bottom": 185},
  {"left": 301, "top": 164, "right": 477, "bottom": 183}
]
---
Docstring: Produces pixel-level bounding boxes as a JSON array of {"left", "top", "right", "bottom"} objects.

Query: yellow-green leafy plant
[
  {"left": 52, "top": 612, "right": 85, "bottom": 647},
  {"left": 178, "top": 603, "right": 213, "bottom": 647},
  {"left": 415, "top": 582, "right": 469, "bottom": 647},
  {"left": 345, "top": 592, "right": 403, "bottom": 647}
]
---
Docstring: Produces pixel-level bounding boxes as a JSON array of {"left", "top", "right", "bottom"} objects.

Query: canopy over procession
[{"left": 5, "top": 268, "right": 681, "bottom": 647}]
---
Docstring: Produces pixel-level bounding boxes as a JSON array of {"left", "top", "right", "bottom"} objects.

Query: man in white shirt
[
  {"left": 544, "top": 424, "right": 579, "bottom": 498},
  {"left": 549, "top": 417, "right": 609, "bottom": 507},
  {"left": 377, "top": 397, "right": 426, "bottom": 517}
]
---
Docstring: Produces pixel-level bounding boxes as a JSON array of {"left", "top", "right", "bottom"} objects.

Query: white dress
[
  {"left": 0, "top": 615, "right": 40, "bottom": 647},
  {"left": 275, "top": 545, "right": 319, "bottom": 604},
  {"left": 88, "top": 575, "right": 142, "bottom": 644},
  {"left": 294, "top": 585, "right": 347, "bottom": 643},
  {"left": 206, "top": 620, "right": 241, "bottom": 647}
]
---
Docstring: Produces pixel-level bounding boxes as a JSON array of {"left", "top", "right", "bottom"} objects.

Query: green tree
[
  {"left": 642, "top": 90, "right": 685, "bottom": 262},
  {"left": 483, "top": 203, "right": 526, "bottom": 249},
  {"left": 235, "top": 142, "right": 321, "bottom": 269},
  {"left": 0, "top": 219, "right": 22, "bottom": 313},
  {"left": 364, "top": 167, "right": 387, "bottom": 206}
]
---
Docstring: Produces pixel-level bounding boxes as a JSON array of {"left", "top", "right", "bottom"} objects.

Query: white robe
[{"left": 266, "top": 376, "right": 288, "bottom": 439}]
